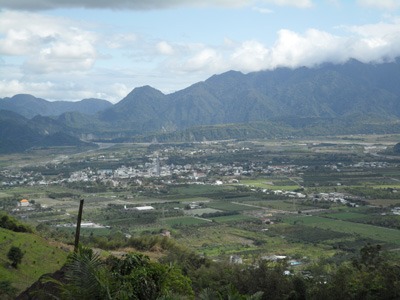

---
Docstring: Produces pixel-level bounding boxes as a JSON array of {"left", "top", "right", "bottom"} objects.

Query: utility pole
[{"left": 74, "top": 199, "right": 84, "bottom": 252}]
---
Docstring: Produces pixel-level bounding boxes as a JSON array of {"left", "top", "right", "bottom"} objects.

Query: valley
[{"left": 2, "top": 135, "right": 400, "bottom": 266}]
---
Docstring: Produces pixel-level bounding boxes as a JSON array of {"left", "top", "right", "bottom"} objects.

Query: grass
[
  {"left": 324, "top": 212, "right": 371, "bottom": 221},
  {"left": 164, "top": 217, "right": 211, "bottom": 226},
  {"left": 286, "top": 216, "right": 400, "bottom": 245},
  {"left": 178, "top": 197, "right": 211, "bottom": 202},
  {"left": 0, "top": 228, "right": 69, "bottom": 293},
  {"left": 174, "top": 184, "right": 234, "bottom": 196},
  {"left": 207, "top": 201, "right": 257, "bottom": 211},
  {"left": 237, "top": 179, "right": 299, "bottom": 190},
  {"left": 184, "top": 208, "right": 222, "bottom": 216},
  {"left": 369, "top": 185, "right": 400, "bottom": 189},
  {"left": 211, "top": 214, "right": 253, "bottom": 223},
  {"left": 366, "top": 199, "right": 400, "bottom": 207},
  {"left": 248, "top": 200, "right": 316, "bottom": 211}
]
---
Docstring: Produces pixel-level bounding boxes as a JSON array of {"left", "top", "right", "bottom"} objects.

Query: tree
[{"left": 7, "top": 246, "right": 24, "bottom": 268}]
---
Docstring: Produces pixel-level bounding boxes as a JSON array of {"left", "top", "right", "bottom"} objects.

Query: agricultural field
[
  {"left": 2, "top": 134, "right": 400, "bottom": 266},
  {"left": 236, "top": 178, "right": 299, "bottom": 190},
  {"left": 246, "top": 200, "right": 318, "bottom": 212},
  {"left": 207, "top": 201, "right": 257, "bottom": 211},
  {"left": 286, "top": 216, "right": 400, "bottom": 245},
  {"left": 184, "top": 208, "right": 222, "bottom": 216},
  {"left": 211, "top": 214, "right": 253, "bottom": 223},
  {"left": 165, "top": 217, "right": 211, "bottom": 226}
]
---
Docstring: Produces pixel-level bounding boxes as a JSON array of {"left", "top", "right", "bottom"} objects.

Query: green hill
[
  {"left": 0, "top": 110, "right": 96, "bottom": 153},
  {"left": 0, "top": 227, "right": 69, "bottom": 294}
]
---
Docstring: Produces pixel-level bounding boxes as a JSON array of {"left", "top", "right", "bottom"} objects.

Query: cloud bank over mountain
[{"left": 1, "top": 0, "right": 400, "bottom": 102}]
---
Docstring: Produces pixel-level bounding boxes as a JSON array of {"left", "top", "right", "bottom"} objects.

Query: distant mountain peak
[{"left": 126, "top": 85, "right": 165, "bottom": 97}]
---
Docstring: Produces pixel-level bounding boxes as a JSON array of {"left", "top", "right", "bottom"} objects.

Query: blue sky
[{"left": 1, "top": 0, "right": 400, "bottom": 103}]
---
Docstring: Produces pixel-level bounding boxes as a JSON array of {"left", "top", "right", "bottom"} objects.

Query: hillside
[
  {"left": 0, "top": 110, "right": 96, "bottom": 154},
  {"left": 0, "top": 225, "right": 69, "bottom": 295},
  {"left": 98, "top": 116, "right": 400, "bottom": 143}
]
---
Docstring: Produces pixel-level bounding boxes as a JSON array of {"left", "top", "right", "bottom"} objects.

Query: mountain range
[
  {"left": 2, "top": 58, "right": 400, "bottom": 152},
  {"left": 96, "top": 58, "right": 400, "bottom": 130},
  {"left": 0, "top": 94, "right": 112, "bottom": 119}
]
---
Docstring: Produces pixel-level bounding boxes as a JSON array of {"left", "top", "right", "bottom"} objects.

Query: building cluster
[
  {"left": 272, "top": 190, "right": 306, "bottom": 198},
  {"left": 326, "top": 161, "right": 390, "bottom": 171},
  {"left": 314, "top": 192, "right": 346, "bottom": 204},
  {"left": 1, "top": 169, "right": 43, "bottom": 186},
  {"left": 391, "top": 207, "right": 400, "bottom": 215},
  {"left": 0, "top": 147, "right": 312, "bottom": 188}
]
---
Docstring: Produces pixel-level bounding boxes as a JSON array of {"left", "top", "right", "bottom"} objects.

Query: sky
[{"left": 1, "top": 0, "right": 400, "bottom": 103}]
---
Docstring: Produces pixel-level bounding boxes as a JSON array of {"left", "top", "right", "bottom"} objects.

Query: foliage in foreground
[
  {"left": 9, "top": 223, "right": 400, "bottom": 300},
  {"left": 39, "top": 245, "right": 194, "bottom": 300}
]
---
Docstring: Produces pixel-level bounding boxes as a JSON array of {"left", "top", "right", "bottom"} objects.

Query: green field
[
  {"left": 179, "top": 197, "right": 211, "bottom": 202},
  {"left": 369, "top": 184, "right": 400, "bottom": 189},
  {"left": 366, "top": 199, "right": 400, "bottom": 207},
  {"left": 286, "top": 216, "right": 400, "bottom": 245},
  {"left": 164, "top": 217, "right": 211, "bottom": 226},
  {"left": 207, "top": 201, "right": 257, "bottom": 211},
  {"left": 211, "top": 214, "right": 253, "bottom": 223},
  {"left": 237, "top": 179, "right": 299, "bottom": 190},
  {"left": 174, "top": 185, "right": 234, "bottom": 196},
  {"left": 248, "top": 200, "right": 316, "bottom": 211},
  {"left": 324, "top": 212, "right": 371, "bottom": 221},
  {"left": 184, "top": 208, "right": 222, "bottom": 216}
]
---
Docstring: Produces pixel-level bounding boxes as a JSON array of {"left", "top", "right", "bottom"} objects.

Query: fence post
[{"left": 74, "top": 199, "right": 84, "bottom": 252}]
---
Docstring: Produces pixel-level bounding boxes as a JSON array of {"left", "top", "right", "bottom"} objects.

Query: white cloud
[
  {"left": 103, "top": 33, "right": 137, "bottom": 49},
  {"left": 157, "top": 41, "right": 175, "bottom": 55},
  {"left": 357, "top": 0, "right": 400, "bottom": 10},
  {"left": 2, "top": 5, "right": 400, "bottom": 103},
  {"left": 267, "top": 29, "right": 347, "bottom": 68},
  {"left": 230, "top": 40, "right": 270, "bottom": 71},
  {"left": 326, "top": 0, "right": 341, "bottom": 8},
  {"left": 0, "top": 11, "right": 99, "bottom": 73},
  {"left": 109, "top": 83, "right": 131, "bottom": 99},
  {"left": 184, "top": 48, "right": 222, "bottom": 72},
  {"left": 158, "top": 19, "right": 400, "bottom": 76},
  {"left": 0, "top": 78, "right": 130, "bottom": 102},
  {"left": 0, "top": 0, "right": 313, "bottom": 10},
  {"left": 271, "top": 0, "right": 312, "bottom": 8},
  {"left": 0, "top": 80, "right": 54, "bottom": 97},
  {"left": 252, "top": 7, "right": 275, "bottom": 13},
  {"left": 342, "top": 21, "right": 400, "bottom": 38},
  {"left": 0, "top": 11, "right": 63, "bottom": 56},
  {"left": 23, "top": 41, "right": 97, "bottom": 73}
]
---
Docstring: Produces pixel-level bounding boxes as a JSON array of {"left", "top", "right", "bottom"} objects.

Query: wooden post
[{"left": 74, "top": 199, "right": 84, "bottom": 252}]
